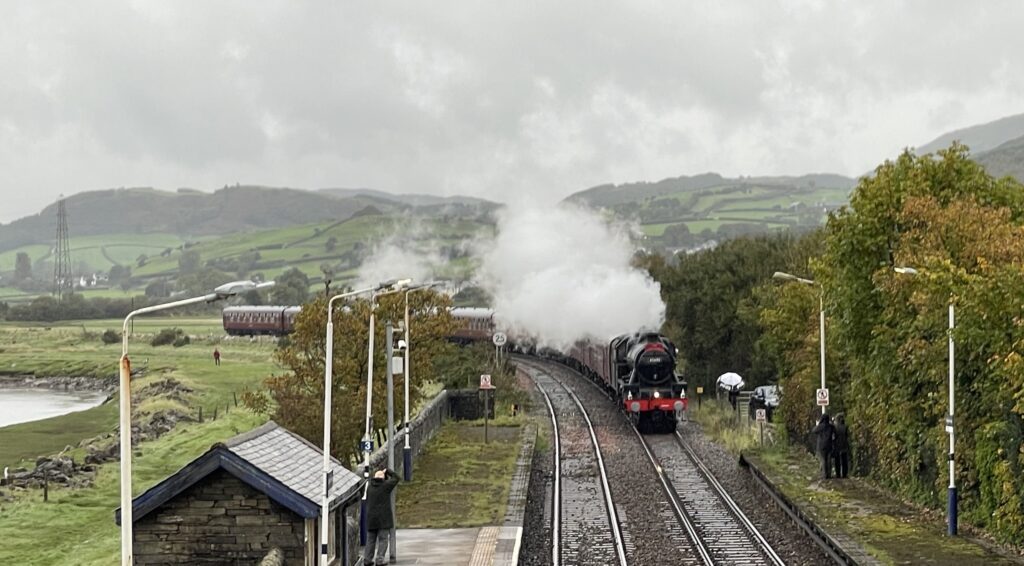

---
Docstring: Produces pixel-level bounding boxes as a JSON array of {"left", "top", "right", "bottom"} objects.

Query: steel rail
[{"left": 673, "top": 431, "right": 787, "bottom": 566}]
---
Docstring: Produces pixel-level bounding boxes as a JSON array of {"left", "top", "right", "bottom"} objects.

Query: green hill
[
  {"left": 0, "top": 186, "right": 406, "bottom": 254},
  {"left": 974, "top": 135, "right": 1024, "bottom": 183},
  {"left": 917, "top": 113, "right": 1024, "bottom": 155},
  {"left": 564, "top": 173, "right": 856, "bottom": 251}
]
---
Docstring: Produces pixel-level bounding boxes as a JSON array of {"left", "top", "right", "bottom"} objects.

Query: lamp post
[
  {"left": 360, "top": 279, "right": 412, "bottom": 545},
  {"left": 320, "top": 282, "right": 391, "bottom": 566},
  {"left": 118, "top": 280, "right": 274, "bottom": 566},
  {"left": 895, "top": 266, "right": 957, "bottom": 536},
  {"left": 402, "top": 282, "right": 443, "bottom": 481},
  {"left": 772, "top": 271, "right": 827, "bottom": 414}
]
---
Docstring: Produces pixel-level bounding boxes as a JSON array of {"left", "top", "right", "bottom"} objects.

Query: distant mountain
[
  {"left": 319, "top": 188, "right": 498, "bottom": 208},
  {"left": 974, "top": 135, "right": 1024, "bottom": 182},
  {"left": 565, "top": 173, "right": 856, "bottom": 208},
  {"left": 0, "top": 186, "right": 398, "bottom": 254},
  {"left": 917, "top": 113, "right": 1024, "bottom": 155}
]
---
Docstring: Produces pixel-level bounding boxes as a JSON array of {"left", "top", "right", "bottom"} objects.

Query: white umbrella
[{"left": 716, "top": 372, "right": 745, "bottom": 391}]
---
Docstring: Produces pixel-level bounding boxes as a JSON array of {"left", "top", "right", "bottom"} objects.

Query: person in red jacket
[{"left": 213, "top": 348, "right": 221, "bottom": 366}]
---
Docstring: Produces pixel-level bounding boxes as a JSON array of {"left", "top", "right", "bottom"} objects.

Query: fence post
[{"left": 199, "top": 407, "right": 203, "bottom": 423}]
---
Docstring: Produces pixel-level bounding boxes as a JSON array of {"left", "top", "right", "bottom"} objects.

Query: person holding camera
[{"left": 363, "top": 467, "right": 399, "bottom": 566}]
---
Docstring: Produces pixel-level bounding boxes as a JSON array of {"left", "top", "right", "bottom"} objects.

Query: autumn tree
[
  {"left": 244, "top": 289, "right": 456, "bottom": 468},
  {"left": 14, "top": 252, "right": 32, "bottom": 282}
]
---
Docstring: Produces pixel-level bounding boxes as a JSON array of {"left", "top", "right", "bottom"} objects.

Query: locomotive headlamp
[{"left": 653, "top": 391, "right": 661, "bottom": 398}]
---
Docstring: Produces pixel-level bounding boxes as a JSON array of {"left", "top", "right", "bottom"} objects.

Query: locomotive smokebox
[{"left": 626, "top": 333, "right": 676, "bottom": 386}]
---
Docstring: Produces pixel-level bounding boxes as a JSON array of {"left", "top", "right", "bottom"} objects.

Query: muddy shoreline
[{"left": 0, "top": 374, "right": 115, "bottom": 392}]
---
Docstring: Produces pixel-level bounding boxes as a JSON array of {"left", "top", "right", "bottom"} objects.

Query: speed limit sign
[{"left": 492, "top": 332, "right": 507, "bottom": 347}]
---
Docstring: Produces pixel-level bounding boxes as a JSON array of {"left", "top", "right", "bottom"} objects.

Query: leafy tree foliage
[
  {"left": 746, "top": 145, "right": 1024, "bottom": 542},
  {"left": 178, "top": 249, "right": 201, "bottom": 274},
  {"left": 269, "top": 268, "right": 310, "bottom": 305},
  {"left": 243, "top": 290, "right": 456, "bottom": 466},
  {"left": 642, "top": 232, "right": 820, "bottom": 389},
  {"left": 14, "top": 252, "right": 32, "bottom": 282}
]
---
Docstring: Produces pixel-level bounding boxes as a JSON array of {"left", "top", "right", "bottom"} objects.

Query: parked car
[{"left": 749, "top": 385, "right": 781, "bottom": 421}]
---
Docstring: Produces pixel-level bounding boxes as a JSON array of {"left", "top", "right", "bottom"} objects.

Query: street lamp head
[
  {"left": 772, "top": 271, "right": 815, "bottom": 286},
  {"left": 212, "top": 279, "right": 276, "bottom": 300},
  {"left": 894, "top": 267, "right": 919, "bottom": 276},
  {"left": 377, "top": 278, "right": 414, "bottom": 291}
]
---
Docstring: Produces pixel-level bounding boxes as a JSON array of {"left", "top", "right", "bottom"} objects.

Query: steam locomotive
[{"left": 563, "top": 331, "right": 686, "bottom": 432}]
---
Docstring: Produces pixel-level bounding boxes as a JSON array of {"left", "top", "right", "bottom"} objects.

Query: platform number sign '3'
[{"left": 816, "top": 388, "right": 829, "bottom": 407}]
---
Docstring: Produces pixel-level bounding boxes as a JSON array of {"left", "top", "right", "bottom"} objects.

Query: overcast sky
[{"left": 2, "top": 1, "right": 1022, "bottom": 223}]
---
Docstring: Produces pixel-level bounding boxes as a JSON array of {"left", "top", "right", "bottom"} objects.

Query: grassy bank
[
  {"left": 0, "top": 317, "right": 276, "bottom": 469},
  {"left": 0, "top": 411, "right": 263, "bottom": 566},
  {"left": 396, "top": 423, "right": 522, "bottom": 527},
  {"left": 690, "top": 400, "right": 1021, "bottom": 564}
]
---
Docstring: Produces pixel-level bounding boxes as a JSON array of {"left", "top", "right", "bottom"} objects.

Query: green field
[
  {"left": 0, "top": 234, "right": 187, "bottom": 272},
  {"left": 0, "top": 314, "right": 467, "bottom": 565}
]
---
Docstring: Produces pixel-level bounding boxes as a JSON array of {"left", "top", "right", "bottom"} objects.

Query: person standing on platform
[
  {"left": 812, "top": 413, "right": 834, "bottom": 479},
  {"left": 833, "top": 413, "right": 850, "bottom": 478},
  {"left": 363, "top": 467, "right": 399, "bottom": 566}
]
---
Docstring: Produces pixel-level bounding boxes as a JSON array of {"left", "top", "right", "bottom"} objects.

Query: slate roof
[
  {"left": 226, "top": 421, "right": 361, "bottom": 504},
  {"left": 116, "top": 421, "right": 361, "bottom": 524}
]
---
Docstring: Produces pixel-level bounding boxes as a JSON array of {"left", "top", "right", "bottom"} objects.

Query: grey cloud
[{"left": 1, "top": 1, "right": 1023, "bottom": 222}]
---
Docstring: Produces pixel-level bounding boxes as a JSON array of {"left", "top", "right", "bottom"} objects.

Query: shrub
[
  {"left": 172, "top": 335, "right": 191, "bottom": 348},
  {"left": 151, "top": 328, "right": 182, "bottom": 347},
  {"left": 101, "top": 329, "right": 121, "bottom": 345}
]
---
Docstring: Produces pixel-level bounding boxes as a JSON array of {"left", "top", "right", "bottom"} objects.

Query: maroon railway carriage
[
  {"left": 566, "top": 331, "right": 687, "bottom": 432},
  {"left": 222, "top": 306, "right": 301, "bottom": 336},
  {"left": 448, "top": 307, "right": 495, "bottom": 344},
  {"left": 223, "top": 305, "right": 494, "bottom": 342}
]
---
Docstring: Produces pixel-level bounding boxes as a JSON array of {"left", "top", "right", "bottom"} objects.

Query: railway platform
[{"left": 381, "top": 526, "right": 521, "bottom": 566}]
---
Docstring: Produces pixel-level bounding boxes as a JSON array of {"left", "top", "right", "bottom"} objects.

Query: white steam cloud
[
  {"left": 476, "top": 203, "right": 665, "bottom": 348},
  {"left": 355, "top": 245, "right": 440, "bottom": 289},
  {"left": 355, "top": 221, "right": 445, "bottom": 289}
]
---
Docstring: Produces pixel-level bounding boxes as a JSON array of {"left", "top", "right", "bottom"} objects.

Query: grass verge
[
  {"left": 691, "top": 399, "right": 1021, "bottom": 564},
  {"left": 396, "top": 423, "right": 521, "bottom": 528}
]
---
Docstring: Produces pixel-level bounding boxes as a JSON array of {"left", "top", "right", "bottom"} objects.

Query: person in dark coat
[
  {"left": 811, "top": 413, "right": 834, "bottom": 479},
  {"left": 833, "top": 414, "right": 850, "bottom": 478},
  {"left": 363, "top": 467, "right": 399, "bottom": 566}
]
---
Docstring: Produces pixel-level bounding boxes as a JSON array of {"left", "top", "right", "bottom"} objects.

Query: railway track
[
  {"left": 527, "top": 361, "right": 628, "bottom": 566},
  {"left": 638, "top": 430, "right": 786, "bottom": 565},
  {"left": 521, "top": 354, "right": 791, "bottom": 565}
]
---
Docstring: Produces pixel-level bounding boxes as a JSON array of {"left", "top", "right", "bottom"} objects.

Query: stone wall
[
  {"left": 367, "top": 390, "right": 449, "bottom": 476},
  {"left": 133, "top": 469, "right": 305, "bottom": 565}
]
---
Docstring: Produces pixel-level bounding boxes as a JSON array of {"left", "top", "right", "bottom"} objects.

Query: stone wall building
[{"left": 116, "top": 422, "right": 361, "bottom": 566}]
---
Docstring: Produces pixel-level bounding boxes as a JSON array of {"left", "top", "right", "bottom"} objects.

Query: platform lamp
[
  {"left": 894, "top": 265, "right": 957, "bottom": 536},
  {"left": 319, "top": 280, "right": 398, "bottom": 566},
  {"left": 360, "top": 279, "right": 412, "bottom": 545},
  {"left": 116, "top": 279, "right": 274, "bottom": 566},
  {"left": 402, "top": 281, "right": 444, "bottom": 481},
  {"left": 772, "top": 271, "right": 827, "bottom": 414}
]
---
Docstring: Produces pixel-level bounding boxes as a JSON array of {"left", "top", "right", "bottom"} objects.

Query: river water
[{"left": 0, "top": 388, "right": 109, "bottom": 428}]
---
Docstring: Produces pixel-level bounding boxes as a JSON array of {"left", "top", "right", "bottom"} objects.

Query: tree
[
  {"left": 14, "top": 252, "right": 32, "bottom": 282},
  {"left": 325, "top": 236, "right": 338, "bottom": 253},
  {"left": 809, "top": 144, "right": 1024, "bottom": 540},
  {"left": 243, "top": 290, "right": 456, "bottom": 465},
  {"left": 178, "top": 250, "right": 201, "bottom": 274},
  {"left": 270, "top": 268, "right": 310, "bottom": 305}
]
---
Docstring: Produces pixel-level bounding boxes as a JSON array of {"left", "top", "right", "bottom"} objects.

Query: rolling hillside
[
  {"left": 0, "top": 210, "right": 492, "bottom": 304},
  {"left": 974, "top": 135, "right": 1024, "bottom": 182},
  {"left": 565, "top": 173, "right": 857, "bottom": 252},
  {"left": 0, "top": 186, "right": 400, "bottom": 254},
  {"left": 916, "top": 112, "right": 1024, "bottom": 155}
]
